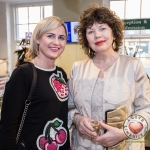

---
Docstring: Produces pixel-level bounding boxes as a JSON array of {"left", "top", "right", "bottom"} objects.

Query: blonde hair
[{"left": 25, "top": 16, "right": 67, "bottom": 61}]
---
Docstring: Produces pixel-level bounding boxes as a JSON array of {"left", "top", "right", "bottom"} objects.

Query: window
[
  {"left": 128, "top": 41, "right": 149, "bottom": 57},
  {"left": 125, "top": 0, "right": 140, "bottom": 19},
  {"left": 110, "top": 0, "right": 150, "bottom": 19},
  {"left": 110, "top": 0, "right": 150, "bottom": 57},
  {"left": 110, "top": 1, "right": 125, "bottom": 19},
  {"left": 141, "top": 0, "right": 150, "bottom": 18},
  {"left": 15, "top": 5, "right": 53, "bottom": 40}
]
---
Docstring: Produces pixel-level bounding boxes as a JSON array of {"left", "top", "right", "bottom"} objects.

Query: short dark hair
[{"left": 77, "top": 3, "right": 124, "bottom": 58}]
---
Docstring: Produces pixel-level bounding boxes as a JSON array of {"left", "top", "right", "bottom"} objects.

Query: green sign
[{"left": 123, "top": 19, "right": 150, "bottom": 30}]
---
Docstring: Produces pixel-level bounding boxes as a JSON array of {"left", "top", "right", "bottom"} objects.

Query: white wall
[
  {"left": 1, "top": 1, "right": 52, "bottom": 75},
  {"left": 0, "top": 2, "right": 7, "bottom": 59},
  {"left": 0, "top": 0, "right": 108, "bottom": 77},
  {"left": 53, "top": 0, "right": 103, "bottom": 77},
  {"left": 0, "top": 0, "right": 150, "bottom": 77},
  {"left": 0, "top": 2, "right": 14, "bottom": 75}
]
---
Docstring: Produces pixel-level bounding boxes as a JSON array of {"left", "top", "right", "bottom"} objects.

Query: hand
[
  {"left": 74, "top": 114, "right": 97, "bottom": 138},
  {"left": 92, "top": 121, "right": 127, "bottom": 147}
]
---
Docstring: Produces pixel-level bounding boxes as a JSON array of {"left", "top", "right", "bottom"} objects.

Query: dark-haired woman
[{"left": 68, "top": 3, "right": 150, "bottom": 150}]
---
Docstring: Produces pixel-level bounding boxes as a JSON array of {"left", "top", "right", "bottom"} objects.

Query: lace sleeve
[
  {"left": 68, "top": 108, "right": 79, "bottom": 129},
  {"left": 67, "top": 66, "right": 79, "bottom": 129},
  {"left": 134, "top": 60, "right": 150, "bottom": 129}
]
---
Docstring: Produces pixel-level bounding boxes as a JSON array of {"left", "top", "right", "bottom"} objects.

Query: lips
[
  {"left": 50, "top": 47, "right": 60, "bottom": 52},
  {"left": 95, "top": 40, "right": 105, "bottom": 45}
]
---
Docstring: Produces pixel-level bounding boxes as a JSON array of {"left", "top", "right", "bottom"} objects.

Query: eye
[
  {"left": 100, "top": 28, "right": 106, "bottom": 31},
  {"left": 47, "top": 34, "right": 54, "bottom": 39},
  {"left": 87, "top": 30, "right": 94, "bottom": 34},
  {"left": 59, "top": 36, "right": 66, "bottom": 41}
]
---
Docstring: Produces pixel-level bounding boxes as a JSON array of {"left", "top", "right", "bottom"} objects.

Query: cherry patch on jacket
[{"left": 36, "top": 118, "right": 67, "bottom": 150}]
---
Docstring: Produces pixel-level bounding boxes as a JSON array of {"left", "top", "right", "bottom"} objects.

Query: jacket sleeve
[
  {"left": 134, "top": 60, "right": 150, "bottom": 129},
  {"left": 0, "top": 66, "right": 31, "bottom": 150},
  {"left": 68, "top": 63, "right": 79, "bottom": 129}
]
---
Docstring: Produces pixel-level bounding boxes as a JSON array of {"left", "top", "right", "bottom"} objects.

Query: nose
[
  {"left": 53, "top": 37, "right": 60, "bottom": 45},
  {"left": 95, "top": 30, "right": 101, "bottom": 39}
]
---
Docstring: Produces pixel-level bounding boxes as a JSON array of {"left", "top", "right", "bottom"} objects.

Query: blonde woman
[{"left": 0, "top": 16, "right": 70, "bottom": 150}]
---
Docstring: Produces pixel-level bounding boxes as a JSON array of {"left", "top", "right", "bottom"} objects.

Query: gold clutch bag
[{"left": 105, "top": 105, "right": 127, "bottom": 150}]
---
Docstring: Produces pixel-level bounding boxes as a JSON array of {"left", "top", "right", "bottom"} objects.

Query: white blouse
[{"left": 68, "top": 55, "right": 149, "bottom": 150}]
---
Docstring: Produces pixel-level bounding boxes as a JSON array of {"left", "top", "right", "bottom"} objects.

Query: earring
[
  {"left": 112, "top": 38, "right": 116, "bottom": 50},
  {"left": 89, "top": 48, "right": 91, "bottom": 55}
]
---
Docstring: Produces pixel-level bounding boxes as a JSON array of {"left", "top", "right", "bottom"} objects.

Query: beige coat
[{"left": 68, "top": 54, "right": 150, "bottom": 150}]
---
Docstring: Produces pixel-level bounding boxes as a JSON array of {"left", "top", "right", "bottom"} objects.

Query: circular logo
[{"left": 123, "top": 114, "right": 148, "bottom": 140}]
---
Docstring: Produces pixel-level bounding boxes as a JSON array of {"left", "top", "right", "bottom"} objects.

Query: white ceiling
[
  {"left": 0, "top": 0, "right": 52, "bottom": 4},
  {"left": 0, "top": 0, "right": 53, "bottom": 5},
  {"left": 0, "top": 0, "right": 46, "bottom": 2}
]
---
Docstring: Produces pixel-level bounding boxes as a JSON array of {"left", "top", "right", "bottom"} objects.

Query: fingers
[
  {"left": 92, "top": 127, "right": 126, "bottom": 147},
  {"left": 100, "top": 121, "right": 112, "bottom": 130},
  {"left": 92, "top": 135, "right": 112, "bottom": 147},
  {"left": 83, "top": 121, "right": 97, "bottom": 138},
  {"left": 77, "top": 116, "right": 97, "bottom": 138}
]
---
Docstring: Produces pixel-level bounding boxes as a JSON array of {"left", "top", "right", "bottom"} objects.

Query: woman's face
[
  {"left": 36, "top": 25, "right": 67, "bottom": 61},
  {"left": 86, "top": 22, "right": 114, "bottom": 54}
]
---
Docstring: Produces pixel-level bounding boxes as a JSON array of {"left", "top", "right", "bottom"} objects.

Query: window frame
[
  {"left": 14, "top": 3, "right": 53, "bottom": 40},
  {"left": 110, "top": 0, "right": 150, "bottom": 57}
]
